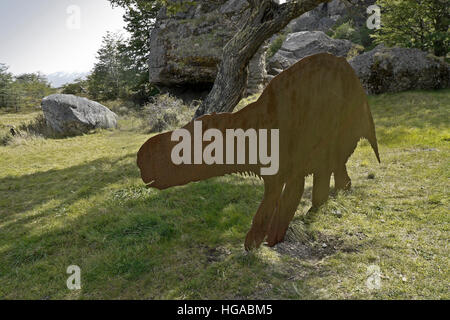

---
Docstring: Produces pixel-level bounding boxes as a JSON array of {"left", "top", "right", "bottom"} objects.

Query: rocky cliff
[
  {"left": 148, "top": 1, "right": 448, "bottom": 98},
  {"left": 287, "top": 0, "right": 376, "bottom": 33},
  {"left": 148, "top": 0, "right": 373, "bottom": 97},
  {"left": 149, "top": 0, "right": 264, "bottom": 93}
]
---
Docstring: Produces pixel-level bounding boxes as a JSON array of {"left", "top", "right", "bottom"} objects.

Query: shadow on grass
[
  {"left": 0, "top": 150, "right": 377, "bottom": 299},
  {"left": 0, "top": 154, "right": 269, "bottom": 298},
  {"left": 0, "top": 153, "right": 139, "bottom": 220}
]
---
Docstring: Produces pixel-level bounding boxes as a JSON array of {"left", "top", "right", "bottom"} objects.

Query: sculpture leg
[
  {"left": 334, "top": 163, "right": 352, "bottom": 191},
  {"left": 245, "top": 179, "right": 283, "bottom": 250},
  {"left": 312, "top": 170, "right": 332, "bottom": 209},
  {"left": 266, "top": 177, "right": 305, "bottom": 247}
]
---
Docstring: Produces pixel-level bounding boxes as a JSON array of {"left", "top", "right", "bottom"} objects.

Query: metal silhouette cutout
[{"left": 137, "top": 53, "right": 380, "bottom": 250}]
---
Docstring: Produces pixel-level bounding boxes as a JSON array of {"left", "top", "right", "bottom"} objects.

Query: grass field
[{"left": 0, "top": 90, "right": 448, "bottom": 299}]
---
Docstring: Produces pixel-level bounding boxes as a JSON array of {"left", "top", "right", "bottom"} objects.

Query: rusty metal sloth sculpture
[{"left": 137, "top": 53, "right": 380, "bottom": 250}]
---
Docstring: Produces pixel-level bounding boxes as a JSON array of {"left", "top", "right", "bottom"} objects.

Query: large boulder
[
  {"left": 149, "top": 0, "right": 265, "bottom": 94},
  {"left": 288, "top": 8, "right": 341, "bottom": 33},
  {"left": 267, "top": 31, "right": 359, "bottom": 76},
  {"left": 41, "top": 94, "right": 118, "bottom": 135},
  {"left": 350, "top": 45, "right": 450, "bottom": 94}
]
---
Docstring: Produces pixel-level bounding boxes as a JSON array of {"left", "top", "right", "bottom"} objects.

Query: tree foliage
[
  {"left": 0, "top": 64, "right": 15, "bottom": 109},
  {"left": 107, "top": 0, "right": 162, "bottom": 102},
  {"left": 61, "top": 78, "right": 89, "bottom": 96},
  {"left": 87, "top": 32, "right": 129, "bottom": 101},
  {"left": 0, "top": 65, "right": 54, "bottom": 111},
  {"left": 374, "top": 0, "right": 449, "bottom": 56},
  {"left": 14, "top": 73, "right": 54, "bottom": 109}
]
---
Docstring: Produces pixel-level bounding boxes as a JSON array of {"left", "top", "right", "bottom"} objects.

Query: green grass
[{"left": 0, "top": 90, "right": 449, "bottom": 299}]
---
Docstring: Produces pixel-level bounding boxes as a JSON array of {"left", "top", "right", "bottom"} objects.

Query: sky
[{"left": 0, "top": 0, "right": 126, "bottom": 75}]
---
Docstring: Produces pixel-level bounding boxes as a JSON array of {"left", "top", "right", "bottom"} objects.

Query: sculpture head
[
  {"left": 137, "top": 131, "right": 183, "bottom": 190},
  {"left": 137, "top": 122, "right": 220, "bottom": 190}
]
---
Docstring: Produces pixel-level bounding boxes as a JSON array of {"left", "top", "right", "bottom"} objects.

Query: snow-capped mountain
[{"left": 46, "top": 72, "right": 90, "bottom": 88}]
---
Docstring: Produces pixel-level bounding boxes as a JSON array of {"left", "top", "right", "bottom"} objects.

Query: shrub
[
  {"left": 0, "top": 114, "right": 62, "bottom": 146},
  {"left": 267, "top": 33, "right": 288, "bottom": 59},
  {"left": 234, "top": 93, "right": 261, "bottom": 112},
  {"left": 61, "top": 79, "right": 89, "bottom": 96},
  {"left": 359, "top": 25, "right": 376, "bottom": 51},
  {"left": 142, "top": 94, "right": 196, "bottom": 133},
  {"left": 330, "top": 21, "right": 375, "bottom": 52},
  {"left": 102, "top": 99, "right": 141, "bottom": 116},
  {"left": 347, "top": 44, "right": 365, "bottom": 60},
  {"left": 332, "top": 21, "right": 359, "bottom": 42}
]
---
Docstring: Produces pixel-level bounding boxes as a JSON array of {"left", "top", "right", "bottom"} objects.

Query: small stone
[
  {"left": 333, "top": 209, "right": 342, "bottom": 217},
  {"left": 322, "top": 243, "right": 328, "bottom": 248}
]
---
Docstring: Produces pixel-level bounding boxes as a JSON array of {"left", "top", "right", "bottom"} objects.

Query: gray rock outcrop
[
  {"left": 147, "top": 0, "right": 447, "bottom": 98},
  {"left": 350, "top": 45, "right": 450, "bottom": 94},
  {"left": 267, "top": 31, "right": 359, "bottom": 76},
  {"left": 149, "top": 0, "right": 266, "bottom": 93},
  {"left": 287, "top": 0, "right": 375, "bottom": 33},
  {"left": 42, "top": 94, "right": 118, "bottom": 135}
]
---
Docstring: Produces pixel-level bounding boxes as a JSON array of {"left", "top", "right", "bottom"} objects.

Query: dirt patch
[
  {"left": 272, "top": 222, "right": 357, "bottom": 261},
  {"left": 404, "top": 147, "right": 440, "bottom": 153},
  {"left": 203, "top": 246, "right": 232, "bottom": 263},
  {"left": 274, "top": 235, "right": 344, "bottom": 261}
]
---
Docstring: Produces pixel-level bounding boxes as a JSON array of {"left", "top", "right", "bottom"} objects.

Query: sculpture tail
[{"left": 364, "top": 102, "right": 381, "bottom": 163}]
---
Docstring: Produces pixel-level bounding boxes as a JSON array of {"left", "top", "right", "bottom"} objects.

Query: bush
[
  {"left": 267, "top": 33, "right": 287, "bottom": 59},
  {"left": 332, "top": 22, "right": 365, "bottom": 46},
  {"left": 1, "top": 114, "right": 57, "bottom": 146},
  {"left": 330, "top": 21, "right": 375, "bottom": 52},
  {"left": 332, "top": 21, "right": 358, "bottom": 41},
  {"left": 142, "top": 94, "right": 196, "bottom": 133},
  {"left": 61, "top": 79, "right": 89, "bottom": 96},
  {"left": 359, "top": 25, "right": 377, "bottom": 51},
  {"left": 102, "top": 99, "right": 141, "bottom": 116}
]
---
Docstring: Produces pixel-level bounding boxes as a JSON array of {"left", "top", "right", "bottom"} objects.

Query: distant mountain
[{"left": 46, "top": 72, "right": 90, "bottom": 88}]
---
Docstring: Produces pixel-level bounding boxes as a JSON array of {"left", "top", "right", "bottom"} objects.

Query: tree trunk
[
  {"left": 432, "top": 1, "right": 448, "bottom": 57},
  {"left": 194, "top": 0, "right": 330, "bottom": 118}
]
